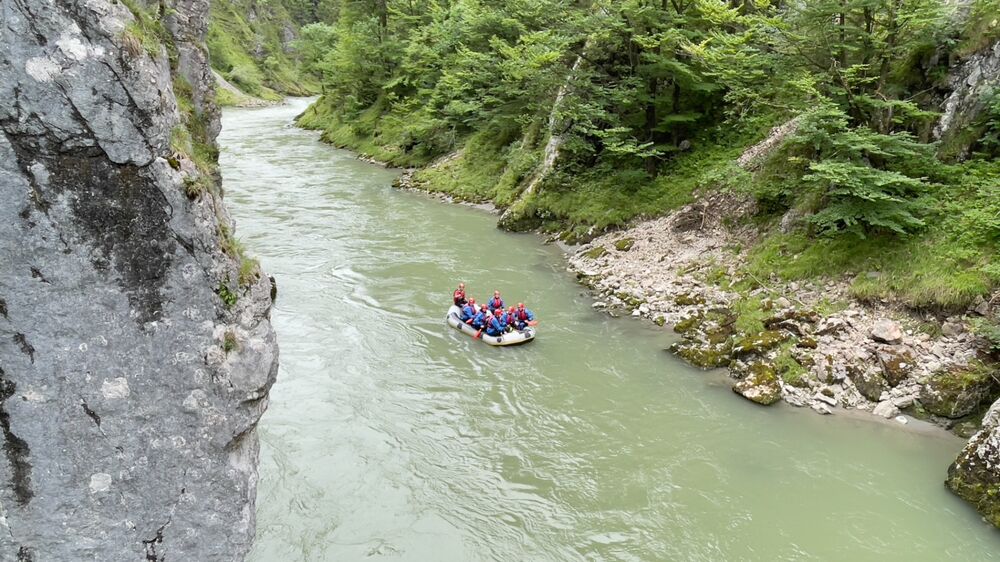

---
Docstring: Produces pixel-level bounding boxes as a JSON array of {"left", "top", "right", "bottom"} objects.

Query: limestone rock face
[
  {"left": 947, "top": 398, "right": 1000, "bottom": 528},
  {"left": 0, "top": 1, "right": 277, "bottom": 560},
  {"left": 936, "top": 40, "right": 1000, "bottom": 151}
]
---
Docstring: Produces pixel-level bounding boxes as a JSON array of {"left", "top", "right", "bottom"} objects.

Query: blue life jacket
[
  {"left": 486, "top": 316, "right": 504, "bottom": 336},
  {"left": 461, "top": 304, "right": 476, "bottom": 321},
  {"left": 471, "top": 311, "right": 485, "bottom": 327}
]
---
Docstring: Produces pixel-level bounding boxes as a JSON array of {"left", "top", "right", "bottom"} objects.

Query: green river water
[{"left": 220, "top": 99, "right": 1000, "bottom": 561}]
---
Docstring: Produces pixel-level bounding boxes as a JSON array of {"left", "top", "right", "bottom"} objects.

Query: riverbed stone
[{"left": 732, "top": 363, "right": 782, "bottom": 405}]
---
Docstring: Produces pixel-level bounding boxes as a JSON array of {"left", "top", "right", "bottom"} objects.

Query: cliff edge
[{"left": 0, "top": 1, "right": 278, "bottom": 559}]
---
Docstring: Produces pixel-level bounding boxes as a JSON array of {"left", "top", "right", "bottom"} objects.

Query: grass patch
[
  {"left": 733, "top": 296, "right": 768, "bottom": 334},
  {"left": 223, "top": 330, "right": 239, "bottom": 353},
  {"left": 218, "top": 282, "right": 238, "bottom": 308}
]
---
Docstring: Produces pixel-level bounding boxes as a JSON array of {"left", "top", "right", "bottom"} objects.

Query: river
[{"left": 219, "top": 99, "right": 999, "bottom": 561}]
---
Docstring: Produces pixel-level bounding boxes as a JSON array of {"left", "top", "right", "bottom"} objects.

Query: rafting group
[{"left": 447, "top": 283, "right": 538, "bottom": 345}]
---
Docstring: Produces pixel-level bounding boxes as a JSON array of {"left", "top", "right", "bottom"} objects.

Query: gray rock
[
  {"left": 947, "top": 398, "right": 1000, "bottom": 528},
  {"left": 850, "top": 367, "right": 889, "bottom": 402},
  {"left": 813, "top": 392, "right": 838, "bottom": 407},
  {"left": 732, "top": 363, "right": 782, "bottom": 406},
  {"left": 870, "top": 319, "right": 904, "bottom": 344},
  {"left": 811, "top": 402, "right": 833, "bottom": 415},
  {"left": 936, "top": 40, "right": 1000, "bottom": 154},
  {"left": 0, "top": 1, "right": 277, "bottom": 560},
  {"left": 919, "top": 366, "right": 997, "bottom": 419}
]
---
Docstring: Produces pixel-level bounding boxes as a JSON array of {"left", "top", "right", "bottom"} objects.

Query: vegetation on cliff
[
  {"left": 208, "top": 0, "right": 320, "bottom": 103},
  {"left": 294, "top": 0, "right": 999, "bottom": 314}
]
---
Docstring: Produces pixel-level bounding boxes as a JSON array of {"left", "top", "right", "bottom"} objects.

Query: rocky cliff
[{"left": 0, "top": 1, "right": 278, "bottom": 559}]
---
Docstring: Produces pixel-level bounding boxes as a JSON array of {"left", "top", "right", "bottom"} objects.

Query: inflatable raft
[{"left": 446, "top": 305, "right": 536, "bottom": 346}]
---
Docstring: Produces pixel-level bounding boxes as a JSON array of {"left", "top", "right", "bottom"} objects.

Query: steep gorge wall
[{"left": 0, "top": 1, "right": 277, "bottom": 559}]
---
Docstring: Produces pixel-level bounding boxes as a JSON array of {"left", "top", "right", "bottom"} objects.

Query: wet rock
[
  {"left": 920, "top": 365, "right": 998, "bottom": 419},
  {"left": 871, "top": 319, "right": 904, "bottom": 344},
  {"left": 946, "top": 398, "right": 1000, "bottom": 529},
  {"left": 670, "top": 341, "right": 732, "bottom": 369},
  {"left": 732, "top": 363, "right": 782, "bottom": 405}
]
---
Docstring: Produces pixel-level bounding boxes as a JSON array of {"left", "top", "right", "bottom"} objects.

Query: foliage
[
  {"left": 289, "top": 0, "right": 998, "bottom": 308},
  {"left": 208, "top": 0, "right": 319, "bottom": 99},
  {"left": 782, "top": 104, "right": 939, "bottom": 237}
]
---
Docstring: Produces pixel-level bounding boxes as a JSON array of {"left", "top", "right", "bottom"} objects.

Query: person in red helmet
[
  {"left": 488, "top": 290, "right": 504, "bottom": 310},
  {"left": 461, "top": 297, "right": 477, "bottom": 323},
  {"left": 453, "top": 282, "right": 467, "bottom": 306},
  {"left": 513, "top": 302, "right": 536, "bottom": 329}
]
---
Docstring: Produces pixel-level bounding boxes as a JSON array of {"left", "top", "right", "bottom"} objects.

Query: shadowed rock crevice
[{"left": 0, "top": 372, "right": 33, "bottom": 507}]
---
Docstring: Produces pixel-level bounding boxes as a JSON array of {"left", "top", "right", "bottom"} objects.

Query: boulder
[
  {"left": 870, "top": 319, "right": 904, "bottom": 344},
  {"left": 732, "top": 363, "right": 782, "bottom": 405},
  {"left": 850, "top": 367, "right": 889, "bottom": 402},
  {"left": 946, "top": 398, "right": 1000, "bottom": 529},
  {"left": 873, "top": 401, "right": 901, "bottom": 419},
  {"left": 732, "top": 330, "right": 788, "bottom": 357},
  {"left": 877, "top": 349, "right": 915, "bottom": 387},
  {"left": 670, "top": 341, "right": 732, "bottom": 369},
  {"left": 919, "top": 365, "right": 998, "bottom": 419}
]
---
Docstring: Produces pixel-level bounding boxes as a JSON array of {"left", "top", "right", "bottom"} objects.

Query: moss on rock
[
  {"left": 732, "top": 330, "right": 789, "bottom": 357},
  {"left": 675, "top": 293, "right": 707, "bottom": 306},
  {"left": 878, "top": 349, "right": 915, "bottom": 387},
  {"left": 670, "top": 341, "right": 732, "bottom": 369},
  {"left": 583, "top": 246, "right": 607, "bottom": 259},
  {"left": 732, "top": 362, "right": 782, "bottom": 405},
  {"left": 920, "top": 363, "right": 998, "bottom": 419},
  {"left": 850, "top": 366, "right": 889, "bottom": 402},
  {"left": 614, "top": 238, "right": 635, "bottom": 252},
  {"left": 946, "top": 399, "right": 1000, "bottom": 529}
]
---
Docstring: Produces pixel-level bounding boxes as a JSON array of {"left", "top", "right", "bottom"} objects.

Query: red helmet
[
  {"left": 469, "top": 297, "right": 475, "bottom": 303},
  {"left": 517, "top": 302, "right": 524, "bottom": 308}
]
